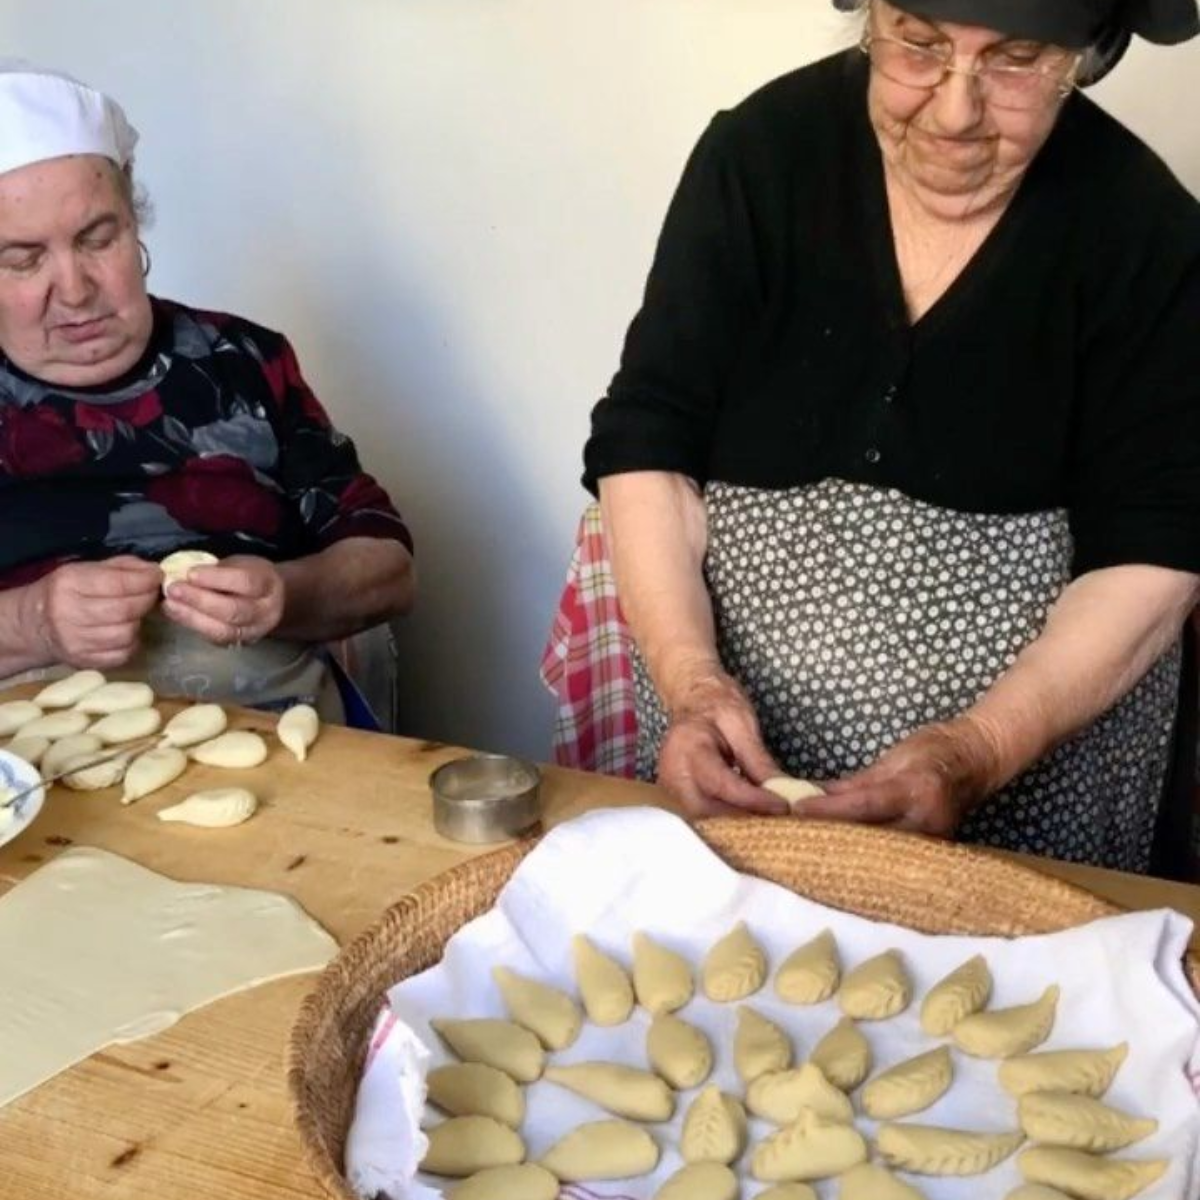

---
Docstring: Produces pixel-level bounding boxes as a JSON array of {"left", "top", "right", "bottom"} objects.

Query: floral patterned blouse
[{"left": 0, "top": 297, "right": 412, "bottom": 588}]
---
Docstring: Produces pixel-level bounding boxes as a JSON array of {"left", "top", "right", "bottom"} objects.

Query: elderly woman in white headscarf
[
  {"left": 582, "top": 0, "right": 1200, "bottom": 874},
  {"left": 0, "top": 63, "right": 414, "bottom": 718}
]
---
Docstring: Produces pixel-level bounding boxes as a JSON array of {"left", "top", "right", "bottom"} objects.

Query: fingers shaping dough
[
  {"left": 540, "top": 1119, "right": 659, "bottom": 1181},
  {"left": 876, "top": 1123, "right": 1024, "bottom": 1176},
  {"left": 810, "top": 1017, "right": 872, "bottom": 1091},
  {"left": 654, "top": 1162, "right": 738, "bottom": 1200},
  {"left": 633, "top": 933, "right": 693, "bottom": 1015},
  {"left": 542, "top": 1063, "right": 674, "bottom": 1122},
  {"left": 703, "top": 921, "right": 767, "bottom": 1002},
  {"left": 34, "top": 670, "right": 106, "bottom": 709},
  {"left": 430, "top": 1018, "right": 545, "bottom": 1083},
  {"left": 5, "top": 735, "right": 49, "bottom": 767},
  {"left": 161, "top": 704, "right": 228, "bottom": 749},
  {"left": 0, "top": 700, "right": 44, "bottom": 738},
  {"left": 426, "top": 1062, "right": 524, "bottom": 1127},
  {"left": 775, "top": 928, "right": 841, "bottom": 1005},
  {"left": 952, "top": 985, "right": 1060, "bottom": 1059},
  {"left": 17, "top": 709, "right": 92, "bottom": 741},
  {"left": 89, "top": 706, "right": 163, "bottom": 746},
  {"left": 751, "top": 1108, "right": 868, "bottom": 1182},
  {"left": 839, "top": 1162, "right": 929, "bottom": 1200},
  {"left": 862, "top": 1046, "right": 954, "bottom": 1120},
  {"left": 680, "top": 1086, "right": 747, "bottom": 1165},
  {"left": 920, "top": 954, "right": 992, "bottom": 1036},
  {"left": 189, "top": 730, "right": 269, "bottom": 769},
  {"left": 122, "top": 746, "right": 188, "bottom": 804},
  {"left": 492, "top": 966, "right": 581, "bottom": 1051},
  {"left": 839, "top": 950, "right": 911, "bottom": 1020},
  {"left": 573, "top": 934, "right": 634, "bottom": 1026},
  {"left": 734, "top": 1005, "right": 793, "bottom": 1083},
  {"left": 278, "top": 704, "right": 320, "bottom": 762},
  {"left": 421, "top": 1115, "right": 525, "bottom": 1177},
  {"left": 160, "top": 549, "right": 219, "bottom": 594},
  {"left": 41, "top": 733, "right": 102, "bottom": 780},
  {"left": 763, "top": 776, "right": 826, "bottom": 810},
  {"left": 157, "top": 787, "right": 258, "bottom": 827},
  {"left": 1018, "top": 1146, "right": 1168, "bottom": 1200},
  {"left": 646, "top": 1012, "right": 713, "bottom": 1089},
  {"left": 76, "top": 681, "right": 155, "bottom": 715},
  {"left": 998, "top": 1044, "right": 1128, "bottom": 1099},
  {"left": 447, "top": 1164, "right": 558, "bottom": 1200},
  {"left": 746, "top": 1062, "right": 854, "bottom": 1125},
  {"left": 1017, "top": 1092, "right": 1157, "bottom": 1152}
]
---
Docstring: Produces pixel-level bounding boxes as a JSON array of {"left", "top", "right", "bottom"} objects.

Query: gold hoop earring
[{"left": 138, "top": 240, "right": 152, "bottom": 278}]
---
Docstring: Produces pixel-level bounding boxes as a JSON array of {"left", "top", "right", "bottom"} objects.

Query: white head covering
[{"left": 0, "top": 59, "right": 138, "bottom": 180}]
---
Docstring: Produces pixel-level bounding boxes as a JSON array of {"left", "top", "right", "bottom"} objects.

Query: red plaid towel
[{"left": 540, "top": 504, "right": 639, "bottom": 777}]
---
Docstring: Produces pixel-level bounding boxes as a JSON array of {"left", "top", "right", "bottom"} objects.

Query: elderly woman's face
[
  {"left": 866, "top": 1, "right": 1075, "bottom": 217},
  {"left": 0, "top": 154, "right": 152, "bottom": 387}
]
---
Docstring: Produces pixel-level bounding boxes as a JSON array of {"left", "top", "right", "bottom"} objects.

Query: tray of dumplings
[{"left": 290, "top": 808, "right": 1200, "bottom": 1200}]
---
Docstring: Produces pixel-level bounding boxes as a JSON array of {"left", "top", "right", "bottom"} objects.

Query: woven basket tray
[{"left": 287, "top": 818, "right": 1200, "bottom": 1200}]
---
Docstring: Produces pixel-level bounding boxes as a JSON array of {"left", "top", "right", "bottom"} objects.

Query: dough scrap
[
  {"left": 810, "top": 1016, "right": 872, "bottom": 1091},
  {"left": 680, "top": 1085, "right": 747, "bottom": 1165},
  {"left": 862, "top": 1046, "right": 954, "bottom": 1120},
  {"left": 542, "top": 1062, "right": 674, "bottom": 1122},
  {"left": 998, "top": 1044, "right": 1128, "bottom": 1099},
  {"left": 746, "top": 1062, "right": 854, "bottom": 1125},
  {"left": 920, "top": 954, "right": 992, "bottom": 1036},
  {"left": 839, "top": 949, "right": 911, "bottom": 1020},
  {"left": 751, "top": 1108, "right": 868, "bottom": 1182},
  {"left": 430, "top": 1018, "right": 545, "bottom": 1083},
  {"left": 122, "top": 746, "right": 189, "bottom": 805},
  {"left": 1017, "top": 1092, "right": 1157, "bottom": 1152},
  {"left": 89, "top": 707, "right": 163, "bottom": 746},
  {"left": 775, "top": 928, "right": 841, "bottom": 1005},
  {"left": 189, "top": 730, "right": 269, "bottom": 769},
  {"left": 76, "top": 681, "right": 155, "bottom": 715},
  {"left": 17, "top": 709, "right": 92, "bottom": 742},
  {"left": 5, "top": 735, "right": 49, "bottom": 767},
  {"left": 763, "top": 776, "right": 826, "bottom": 811},
  {"left": 0, "top": 701, "right": 44, "bottom": 738},
  {"left": 161, "top": 704, "right": 228, "bottom": 750},
  {"left": 734, "top": 1004, "right": 793, "bottom": 1083},
  {"left": 877, "top": 1123, "right": 1025, "bottom": 1176},
  {"left": 426, "top": 1062, "right": 525, "bottom": 1127},
  {"left": 646, "top": 1011, "right": 712, "bottom": 1089},
  {"left": 952, "top": 985, "right": 1060, "bottom": 1059},
  {"left": 654, "top": 1162, "right": 739, "bottom": 1200},
  {"left": 632, "top": 932, "right": 693, "bottom": 1015},
  {"left": 41, "top": 734, "right": 103, "bottom": 780},
  {"left": 540, "top": 1119, "right": 659, "bottom": 1181},
  {"left": 278, "top": 704, "right": 319, "bottom": 762},
  {"left": 839, "top": 1162, "right": 929, "bottom": 1199},
  {"left": 1018, "top": 1146, "right": 1168, "bottom": 1200},
  {"left": 447, "top": 1164, "right": 558, "bottom": 1200},
  {"left": 492, "top": 966, "right": 582, "bottom": 1051},
  {"left": 160, "top": 550, "right": 219, "bottom": 594},
  {"left": 421, "top": 1115, "right": 524, "bottom": 1177},
  {"left": 703, "top": 920, "right": 767, "bottom": 1002},
  {"left": 157, "top": 787, "right": 257, "bottom": 828},
  {"left": 33, "top": 670, "right": 106, "bottom": 709},
  {"left": 573, "top": 934, "right": 634, "bottom": 1026}
]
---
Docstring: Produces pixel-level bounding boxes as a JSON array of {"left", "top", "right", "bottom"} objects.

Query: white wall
[{"left": 3, "top": 2, "right": 1198, "bottom": 759}]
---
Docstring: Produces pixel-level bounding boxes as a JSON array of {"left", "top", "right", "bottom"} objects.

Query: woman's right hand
[
  {"left": 26, "top": 557, "right": 162, "bottom": 669},
  {"left": 658, "top": 665, "right": 789, "bottom": 818}
]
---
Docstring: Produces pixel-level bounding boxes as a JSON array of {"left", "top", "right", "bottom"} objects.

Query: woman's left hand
[
  {"left": 161, "top": 555, "right": 286, "bottom": 647},
  {"left": 793, "top": 718, "right": 1001, "bottom": 837}
]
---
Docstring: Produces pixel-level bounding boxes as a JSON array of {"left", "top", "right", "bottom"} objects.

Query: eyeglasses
[{"left": 860, "top": 30, "right": 1080, "bottom": 111}]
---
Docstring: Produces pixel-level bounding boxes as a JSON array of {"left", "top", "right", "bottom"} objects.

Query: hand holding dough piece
[
  {"left": 89, "top": 707, "right": 163, "bottom": 746},
  {"left": 877, "top": 1123, "right": 1025, "bottom": 1176},
  {"left": 542, "top": 1063, "right": 674, "bottom": 1122},
  {"left": 540, "top": 1119, "right": 659, "bottom": 1181},
  {"left": 920, "top": 954, "right": 992, "bottom": 1036},
  {"left": 426, "top": 1062, "right": 525, "bottom": 1127},
  {"left": 492, "top": 966, "right": 581, "bottom": 1051},
  {"left": 421, "top": 1115, "right": 525, "bottom": 1178},
  {"left": 734, "top": 1004, "right": 793, "bottom": 1083},
  {"left": 157, "top": 787, "right": 257, "bottom": 828},
  {"left": 430, "top": 1018, "right": 545, "bottom": 1083},
  {"left": 122, "top": 746, "right": 188, "bottom": 805},
  {"left": 752, "top": 1108, "right": 868, "bottom": 1182},
  {"left": 763, "top": 775, "right": 826, "bottom": 811},
  {"left": 998, "top": 1044, "right": 1128, "bottom": 1099},
  {"left": 654, "top": 1162, "right": 738, "bottom": 1200},
  {"left": 1018, "top": 1146, "right": 1168, "bottom": 1200},
  {"left": 776, "top": 928, "right": 841, "bottom": 1005},
  {"left": 0, "top": 700, "right": 44, "bottom": 738},
  {"left": 277, "top": 704, "right": 320, "bottom": 762},
  {"left": 746, "top": 1062, "right": 854, "bottom": 1125},
  {"left": 633, "top": 932, "right": 693, "bottom": 1014},
  {"left": 189, "top": 730, "right": 269, "bottom": 769},
  {"left": 862, "top": 1046, "right": 954, "bottom": 1120},
  {"left": 703, "top": 920, "right": 767, "bottom": 1002},
  {"left": 159, "top": 549, "right": 219, "bottom": 595},
  {"left": 646, "top": 1012, "right": 713, "bottom": 1089},
  {"left": 573, "top": 934, "right": 634, "bottom": 1026},
  {"left": 76, "top": 681, "right": 155, "bottom": 715},
  {"left": 447, "top": 1164, "right": 558, "bottom": 1200},
  {"left": 680, "top": 1086, "right": 747, "bottom": 1165},
  {"left": 33, "top": 669, "right": 106, "bottom": 709},
  {"left": 810, "top": 1016, "right": 872, "bottom": 1091},
  {"left": 1017, "top": 1092, "right": 1157, "bottom": 1152},
  {"left": 839, "top": 1162, "right": 929, "bottom": 1199},
  {"left": 839, "top": 949, "right": 911, "bottom": 1020},
  {"left": 161, "top": 704, "right": 227, "bottom": 749},
  {"left": 953, "top": 984, "right": 1060, "bottom": 1058}
]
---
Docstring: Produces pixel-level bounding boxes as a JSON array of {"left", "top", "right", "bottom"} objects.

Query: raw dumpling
[
  {"left": 76, "top": 681, "right": 155, "bottom": 714},
  {"left": 680, "top": 1086, "right": 747, "bottom": 1164},
  {"left": 573, "top": 934, "right": 634, "bottom": 1026},
  {"left": 734, "top": 1005, "right": 793, "bottom": 1083},
  {"left": 877, "top": 1123, "right": 1024, "bottom": 1176},
  {"left": 161, "top": 704, "right": 228, "bottom": 749},
  {"left": 540, "top": 1119, "right": 659, "bottom": 1181},
  {"left": 157, "top": 787, "right": 257, "bottom": 827},
  {"left": 746, "top": 1062, "right": 854, "bottom": 1125},
  {"left": 17, "top": 709, "right": 92, "bottom": 741},
  {"left": 839, "top": 1162, "right": 929, "bottom": 1199},
  {"left": 998, "top": 1044, "right": 1128, "bottom": 1099},
  {"left": 447, "top": 1164, "right": 558, "bottom": 1200},
  {"left": 492, "top": 966, "right": 582, "bottom": 1051},
  {"left": 542, "top": 1063, "right": 674, "bottom": 1122},
  {"left": 775, "top": 928, "right": 841, "bottom": 1004},
  {"left": 654, "top": 1162, "right": 738, "bottom": 1200},
  {"left": 756, "top": 1186, "right": 819, "bottom": 1200},
  {"left": 160, "top": 549, "right": 219, "bottom": 594},
  {"left": 920, "top": 954, "right": 992, "bottom": 1036},
  {"left": 703, "top": 921, "right": 767, "bottom": 1002},
  {"left": 1005, "top": 1187, "right": 1075, "bottom": 1199},
  {"left": 421, "top": 1115, "right": 524, "bottom": 1177},
  {"left": 278, "top": 703, "right": 320, "bottom": 762},
  {"left": 430, "top": 1018, "right": 545, "bottom": 1083},
  {"left": 122, "top": 746, "right": 188, "bottom": 804},
  {"left": 646, "top": 1012, "right": 713, "bottom": 1089},
  {"left": 0, "top": 700, "right": 44, "bottom": 737},
  {"left": 952, "top": 985, "right": 1060, "bottom": 1059},
  {"left": 4, "top": 735, "right": 49, "bottom": 767},
  {"left": 89, "top": 706, "right": 163, "bottom": 745},
  {"left": 861, "top": 1047, "right": 954, "bottom": 1120},
  {"left": 633, "top": 932, "right": 693, "bottom": 1014},
  {"left": 189, "top": 730, "right": 269, "bottom": 769},
  {"left": 751, "top": 1109, "right": 868, "bottom": 1182},
  {"left": 811, "top": 1017, "right": 872, "bottom": 1091},
  {"left": 63, "top": 750, "right": 132, "bottom": 790},
  {"left": 1017, "top": 1092, "right": 1157, "bottom": 1152},
  {"left": 41, "top": 733, "right": 102, "bottom": 780},
  {"left": 1018, "top": 1146, "right": 1168, "bottom": 1200},
  {"left": 839, "top": 950, "right": 911, "bottom": 1020},
  {"left": 763, "top": 776, "right": 826, "bottom": 810},
  {"left": 426, "top": 1062, "right": 525, "bottom": 1127},
  {"left": 34, "top": 670, "right": 106, "bottom": 709}
]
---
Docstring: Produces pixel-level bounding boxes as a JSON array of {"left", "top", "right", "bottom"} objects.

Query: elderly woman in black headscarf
[{"left": 583, "top": 0, "right": 1200, "bottom": 874}]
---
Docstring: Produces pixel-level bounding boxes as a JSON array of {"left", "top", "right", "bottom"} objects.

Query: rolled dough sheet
[{"left": 0, "top": 846, "right": 338, "bottom": 1109}]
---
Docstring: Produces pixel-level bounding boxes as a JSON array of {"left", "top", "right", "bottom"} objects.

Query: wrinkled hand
[
  {"left": 26, "top": 557, "right": 162, "bottom": 669},
  {"left": 794, "top": 719, "right": 1001, "bottom": 837},
  {"left": 161, "top": 555, "right": 286, "bottom": 647},
  {"left": 657, "top": 667, "right": 789, "bottom": 818}
]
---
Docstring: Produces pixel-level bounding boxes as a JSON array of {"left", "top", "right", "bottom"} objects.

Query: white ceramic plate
[{"left": 0, "top": 749, "right": 45, "bottom": 851}]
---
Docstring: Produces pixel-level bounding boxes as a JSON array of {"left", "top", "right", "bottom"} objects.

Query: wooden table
[{"left": 1, "top": 713, "right": 1199, "bottom": 1199}]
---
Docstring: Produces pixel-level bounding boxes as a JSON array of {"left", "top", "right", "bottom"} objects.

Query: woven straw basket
[{"left": 287, "top": 817, "right": 1200, "bottom": 1200}]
